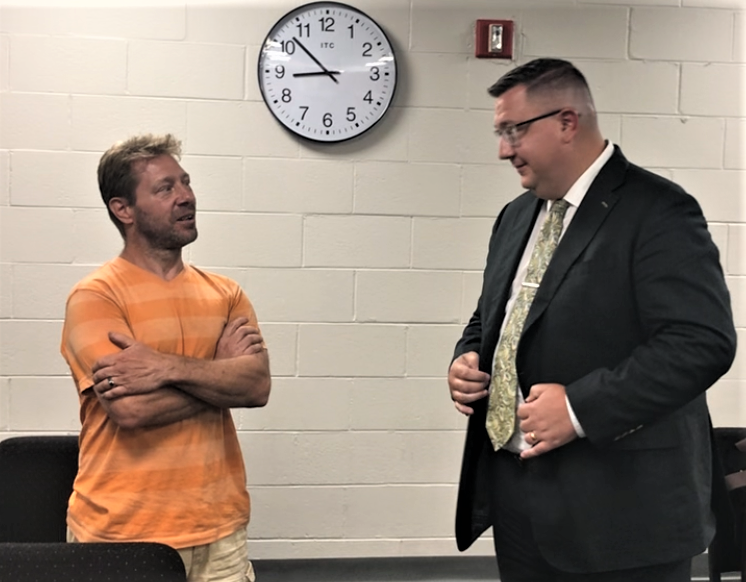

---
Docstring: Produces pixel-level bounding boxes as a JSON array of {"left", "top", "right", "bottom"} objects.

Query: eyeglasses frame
[{"left": 494, "top": 108, "right": 565, "bottom": 146}]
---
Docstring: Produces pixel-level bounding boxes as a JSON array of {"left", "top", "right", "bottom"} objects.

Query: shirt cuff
[{"left": 565, "top": 395, "right": 586, "bottom": 438}]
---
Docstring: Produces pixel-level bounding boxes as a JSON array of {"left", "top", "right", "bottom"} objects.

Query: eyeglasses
[{"left": 494, "top": 109, "right": 564, "bottom": 146}]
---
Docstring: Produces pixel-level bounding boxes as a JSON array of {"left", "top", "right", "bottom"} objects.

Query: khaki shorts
[{"left": 67, "top": 527, "right": 255, "bottom": 582}]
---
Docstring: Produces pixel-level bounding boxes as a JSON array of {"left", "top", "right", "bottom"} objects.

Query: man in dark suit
[{"left": 448, "top": 58, "right": 737, "bottom": 582}]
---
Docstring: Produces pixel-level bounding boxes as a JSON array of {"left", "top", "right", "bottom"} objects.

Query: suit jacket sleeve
[{"left": 566, "top": 175, "right": 737, "bottom": 448}]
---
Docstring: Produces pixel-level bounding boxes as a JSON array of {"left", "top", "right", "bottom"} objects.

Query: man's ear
[
  {"left": 109, "top": 198, "right": 134, "bottom": 226},
  {"left": 559, "top": 109, "right": 580, "bottom": 143}
]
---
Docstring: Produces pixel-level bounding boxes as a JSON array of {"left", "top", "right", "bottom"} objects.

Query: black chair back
[
  {"left": 709, "top": 426, "right": 746, "bottom": 582},
  {"left": 0, "top": 435, "right": 79, "bottom": 543},
  {"left": 0, "top": 542, "right": 186, "bottom": 582}
]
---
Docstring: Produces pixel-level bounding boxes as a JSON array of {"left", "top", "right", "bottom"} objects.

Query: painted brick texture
[{"left": 0, "top": 0, "right": 743, "bottom": 562}]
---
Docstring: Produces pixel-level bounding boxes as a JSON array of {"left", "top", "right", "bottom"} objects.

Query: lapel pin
[{"left": 601, "top": 201, "right": 608, "bottom": 208}]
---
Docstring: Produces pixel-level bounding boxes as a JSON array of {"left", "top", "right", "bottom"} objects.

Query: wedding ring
[
  {"left": 108, "top": 378, "right": 114, "bottom": 388},
  {"left": 529, "top": 431, "right": 537, "bottom": 442}
]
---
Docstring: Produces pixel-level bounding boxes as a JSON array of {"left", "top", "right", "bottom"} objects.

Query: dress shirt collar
[{"left": 549, "top": 140, "right": 615, "bottom": 212}]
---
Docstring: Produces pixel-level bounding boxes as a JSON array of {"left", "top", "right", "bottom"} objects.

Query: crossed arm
[{"left": 86, "top": 317, "right": 271, "bottom": 430}]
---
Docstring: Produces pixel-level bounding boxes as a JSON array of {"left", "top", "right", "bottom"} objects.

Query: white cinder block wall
[{"left": 0, "top": 0, "right": 744, "bottom": 561}]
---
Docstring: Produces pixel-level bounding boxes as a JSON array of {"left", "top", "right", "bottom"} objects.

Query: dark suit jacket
[{"left": 453, "top": 146, "right": 737, "bottom": 573}]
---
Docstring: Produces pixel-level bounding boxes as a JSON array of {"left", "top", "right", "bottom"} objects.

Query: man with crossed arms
[{"left": 62, "top": 133, "right": 270, "bottom": 582}]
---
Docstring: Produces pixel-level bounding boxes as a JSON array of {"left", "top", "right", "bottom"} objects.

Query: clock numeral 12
[{"left": 319, "top": 17, "right": 335, "bottom": 32}]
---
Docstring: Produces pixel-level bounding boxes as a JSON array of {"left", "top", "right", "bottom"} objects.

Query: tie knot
[{"left": 550, "top": 199, "right": 570, "bottom": 218}]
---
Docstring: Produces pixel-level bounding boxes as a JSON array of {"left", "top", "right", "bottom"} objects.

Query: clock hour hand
[
  {"left": 293, "top": 70, "right": 341, "bottom": 78},
  {"left": 292, "top": 36, "right": 340, "bottom": 84}
]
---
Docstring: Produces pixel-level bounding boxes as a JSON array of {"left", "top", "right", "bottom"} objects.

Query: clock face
[{"left": 258, "top": 2, "right": 397, "bottom": 143}]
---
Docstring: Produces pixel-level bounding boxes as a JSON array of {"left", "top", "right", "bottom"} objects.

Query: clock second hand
[{"left": 292, "top": 36, "right": 340, "bottom": 84}]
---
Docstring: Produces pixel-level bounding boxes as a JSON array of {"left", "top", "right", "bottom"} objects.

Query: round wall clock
[{"left": 258, "top": 2, "right": 398, "bottom": 143}]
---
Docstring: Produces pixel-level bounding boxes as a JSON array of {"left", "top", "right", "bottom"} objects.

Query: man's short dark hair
[{"left": 487, "top": 58, "right": 591, "bottom": 100}]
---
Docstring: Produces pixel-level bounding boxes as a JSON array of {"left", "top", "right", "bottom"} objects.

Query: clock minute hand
[{"left": 292, "top": 36, "right": 340, "bottom": 84}]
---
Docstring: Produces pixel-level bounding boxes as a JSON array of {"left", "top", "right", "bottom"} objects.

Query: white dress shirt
[{"left": 499, "top": 141, "right": 615, "bottom": 453}]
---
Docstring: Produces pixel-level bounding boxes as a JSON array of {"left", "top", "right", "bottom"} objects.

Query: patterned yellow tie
[{"left": 486, "top": 199, "right": 570, "bottom": 451}]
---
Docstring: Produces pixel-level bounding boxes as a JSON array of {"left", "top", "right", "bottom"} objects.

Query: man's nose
[
  {"left": 498, "top": 136, "right": 514, "bottom": 160},
  {"left": 176, "top": 184, "right": 195, "bottom": 204}
]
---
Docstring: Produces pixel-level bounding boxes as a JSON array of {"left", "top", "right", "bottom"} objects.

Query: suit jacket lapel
[
  {"left": 484, "top": 197, "right": 542, "bottom": 350},
  {"left": 523, "top": 147, "right": 629, "bottom": 333}
]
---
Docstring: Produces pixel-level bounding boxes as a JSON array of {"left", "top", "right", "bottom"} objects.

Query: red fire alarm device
[{"left": 475, "top": 19, "right": 514, "bottom": 59}]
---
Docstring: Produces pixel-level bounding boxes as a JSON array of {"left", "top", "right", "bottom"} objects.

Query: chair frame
[{"left": 709, "top": 428, "right": 746, "bottom": 582}]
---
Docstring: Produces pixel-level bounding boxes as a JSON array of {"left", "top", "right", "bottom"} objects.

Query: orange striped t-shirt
[{"left": 60, "top": 257, "right": 253, "bottom": 549}]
